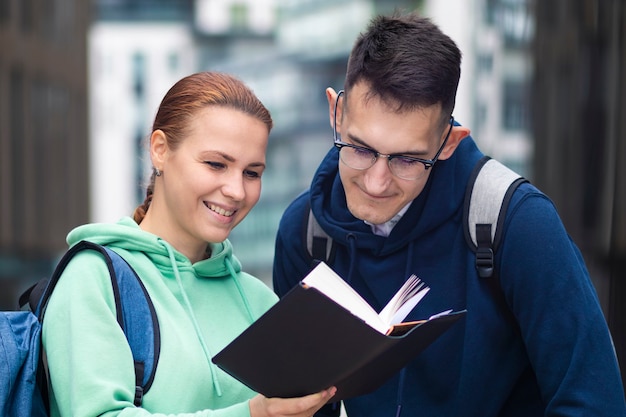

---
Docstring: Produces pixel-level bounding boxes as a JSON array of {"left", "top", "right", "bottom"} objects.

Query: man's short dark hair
[{"left": 345, "top": 12, "right": 462, "bottom": 124}]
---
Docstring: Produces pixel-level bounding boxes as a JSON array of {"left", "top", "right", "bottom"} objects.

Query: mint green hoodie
[{"left": 42, "top": 217, "right": 278, "bottom": 417}]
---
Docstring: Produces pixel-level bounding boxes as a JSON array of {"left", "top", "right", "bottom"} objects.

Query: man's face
[{"left": 330, "top": 83, "right": 451, "bottom": 225}]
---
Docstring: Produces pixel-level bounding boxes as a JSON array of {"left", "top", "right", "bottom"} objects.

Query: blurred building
[
  {"left": 89, "top": 0, "right": 196, "bottom": 223},
  {"left": 82, "top": 0, "right": 536, "bottom": 286},
  {"left": 427, "top": 0, "right": 533, "bottom": 177},
  {"left": 0, "top": 0, "right": 537, "bottom": 305},
  {"left": 86, "top": 0, "right": 431, "bottom": 284},
  {"left": 226, "top": 0, "right": 535, "bottom": 283},
  {"left": 0, "top": 0, "right": 90, "bottom": 307},
  {"left": 532, "top": 0, "right": 626, "bottom": 384}
]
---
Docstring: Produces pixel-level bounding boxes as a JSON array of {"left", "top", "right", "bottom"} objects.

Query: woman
[{"left": 43, "top": 72, "right": 335, "bottom": 416}]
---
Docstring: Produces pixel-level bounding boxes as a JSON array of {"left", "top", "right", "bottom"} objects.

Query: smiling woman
[
  {"left": 142, "top": 105, "right": 269, "bottom": 262},
  {"left": 41, "top": 72, "right": 336, "bottom": 417},
  {"left": 135, "top": 73, "right": 273, "bottom": 263}
]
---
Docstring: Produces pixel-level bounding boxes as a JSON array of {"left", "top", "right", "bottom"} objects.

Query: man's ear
[
  {"left": 150, "top": 129, "right": 168, "bottom": 170},
  {"left": 438, "top": 125, "right": 470, "bottom": 160},
  {"left": 326, "top": 87, "right": 343, "bottom": 133}
]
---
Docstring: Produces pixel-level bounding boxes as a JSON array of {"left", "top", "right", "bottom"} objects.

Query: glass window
[
  {"left": 477, "top": 53, "right": 493, "bottom": 75},
  {"left": 132, "top": 52, "right": 146, "bottom": 99},
  {"left": 502, "top": 79, "right": 529, "bottom": 131},
  {"left": 168, "top": 52, "right": 179, "bottom": 73},
  {"left": 10, "top": 68, "right": 25, "bottom": 237},
  {"left": 230, "top": 3, "right": 249, "bottom": 32},
  {"left": 0, "top": 0, "right": 10, "bottom": 26},
  {"left": 20, "top": 0, "right": 34, "bottom": 33},
  {"left": 485, "top": 0, "right": 498, "bottom": 26}
]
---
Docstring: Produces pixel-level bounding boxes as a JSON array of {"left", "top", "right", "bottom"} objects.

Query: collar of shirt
[{"left": 364, "top": 201, "right": 412, "bottom": 237}]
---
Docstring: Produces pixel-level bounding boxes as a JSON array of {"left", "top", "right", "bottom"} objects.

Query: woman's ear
[
  {"left": 438, "top": 125, "right": 470, "bottom": 160},
  {"left": 150, "top": 129, "right": 168, "bottom": 171}
]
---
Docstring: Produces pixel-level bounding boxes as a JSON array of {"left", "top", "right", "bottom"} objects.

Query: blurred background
[{"left": 0, "top": 0, "right": 624, "bottom": 384}]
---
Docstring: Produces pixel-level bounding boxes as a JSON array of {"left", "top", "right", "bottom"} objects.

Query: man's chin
[{"left": 348, "top": 205, "right": 393, "bottom": 225}]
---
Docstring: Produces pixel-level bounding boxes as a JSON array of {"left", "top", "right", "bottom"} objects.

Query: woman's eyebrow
[
  {"left": 203, "top": 150, "right": 235, "bottom": 162},
  {"left": 248, "top": 162, "right": 266, "bottom": 169}
]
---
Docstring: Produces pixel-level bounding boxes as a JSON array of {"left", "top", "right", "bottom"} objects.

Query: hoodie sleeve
[{"left": 498, "top": 189, "right": 625, "bottom": 415}]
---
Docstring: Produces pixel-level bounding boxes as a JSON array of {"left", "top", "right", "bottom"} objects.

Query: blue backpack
[{"left": 0, "top": 240, "right": 160, "bottom": 416}]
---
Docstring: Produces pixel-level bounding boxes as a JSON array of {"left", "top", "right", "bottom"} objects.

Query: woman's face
[{"left": 148, "top": 106, "right": 268, "bottom": 259}]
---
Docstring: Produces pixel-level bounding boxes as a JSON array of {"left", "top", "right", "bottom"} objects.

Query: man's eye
[
  {"left": 393, "top": 156, "right": 421, "bottom": 167},
  {"left": 352, "top": 146, "right": 374, "bottom": 157}
]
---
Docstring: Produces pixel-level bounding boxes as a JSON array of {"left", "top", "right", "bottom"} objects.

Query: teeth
[{"left": 209, "top": 204, "right": 235, "bottom": 217}]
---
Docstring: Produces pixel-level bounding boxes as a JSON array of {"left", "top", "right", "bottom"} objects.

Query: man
[{"left": 272, "top": 11, "right": 626, "bottom": 417}]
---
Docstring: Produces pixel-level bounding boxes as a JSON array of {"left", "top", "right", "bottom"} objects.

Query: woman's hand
[{"left": 249, "top": 387, "right": 337, "bottom": 417}]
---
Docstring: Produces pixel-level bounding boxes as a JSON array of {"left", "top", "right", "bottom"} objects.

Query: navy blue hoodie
[{"left": 273, "top": 136, "right": 626, "bottom": 416}]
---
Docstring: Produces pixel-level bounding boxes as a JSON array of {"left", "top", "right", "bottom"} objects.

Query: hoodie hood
[
  {"left": 310, "top": 135, "right": 484, "bottom": 257},
  {"left": 67, "top": 216, "right": 242, "bottom": 280}
]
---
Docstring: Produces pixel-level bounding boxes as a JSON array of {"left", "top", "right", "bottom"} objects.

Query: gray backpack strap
[
  {"left": 464, "top": 157, "right": 527, "bottom": 278},
  {"left": 306, "top": 207, "right": 334, "bottom": 266}
]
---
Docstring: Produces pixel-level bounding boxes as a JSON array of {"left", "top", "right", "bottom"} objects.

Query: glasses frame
[{"left": 332, "top": 89, "right": 455, "bottom": 180}]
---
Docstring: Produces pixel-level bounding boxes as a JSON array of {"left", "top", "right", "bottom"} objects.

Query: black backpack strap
[
  {"left": 22, "top": 241, "right": 110, "bottom": 316},
  {"left": 463, "top": 156, "right": 528, "bottom": 278},
  {"left": 24, "top": 240, "right": 160, "bottom": 408},
  {"left": 305, "top": 202, "right": 335, "bottom": 267}
]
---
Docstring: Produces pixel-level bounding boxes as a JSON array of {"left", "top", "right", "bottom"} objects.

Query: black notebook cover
[{"left": 213, "top": 283, "right": 465, "bottom": 401}]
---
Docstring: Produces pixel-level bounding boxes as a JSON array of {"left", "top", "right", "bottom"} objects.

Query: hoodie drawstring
[
  {"left": 395, "top": 368, "right": 406, "bottom": 417},
  {"left": 225, "top": 257, "right": 255, "bottom": 323},
  {"left": 344, "top": 233, "right": 358, "bottom": 284},
  {"left": 161, "top": 240, "right": 223, "bottom": 397},
  {"left": 396, "top": 240, "right": 415, "bottom": 416},
  {"left": 404, "top": 240, "right": 416, "bottom": 281}
]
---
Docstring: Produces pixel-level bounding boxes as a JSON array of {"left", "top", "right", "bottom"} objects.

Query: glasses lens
[
  {"left": 339, "top": 145, "right": 376, "bottom": 170},
  {"left": 389, "top": 157, "right": 427, "bottom": 180}
]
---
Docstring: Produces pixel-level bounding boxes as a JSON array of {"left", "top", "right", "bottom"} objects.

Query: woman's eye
[
  {"left": 204, "top": 161, "right": 262, "bottom": 178},
  {"left": 244, "top": 170, "right": 262, "bottom": 179},
  {"left": 205, "top": 161, "right": 226, "bottom": 170}
]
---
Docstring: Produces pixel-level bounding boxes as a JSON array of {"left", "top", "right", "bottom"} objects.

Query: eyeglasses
[{"left": 333, "top": 90, "right": 454, "bottom": 180}]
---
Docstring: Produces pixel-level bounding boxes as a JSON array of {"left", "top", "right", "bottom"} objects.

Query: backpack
[
  {"left": 305, "top": 156, "right": 528, "bottom": 279},
  {"left": 0, "top": 240, "right": 160, "bottom": 416}
]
